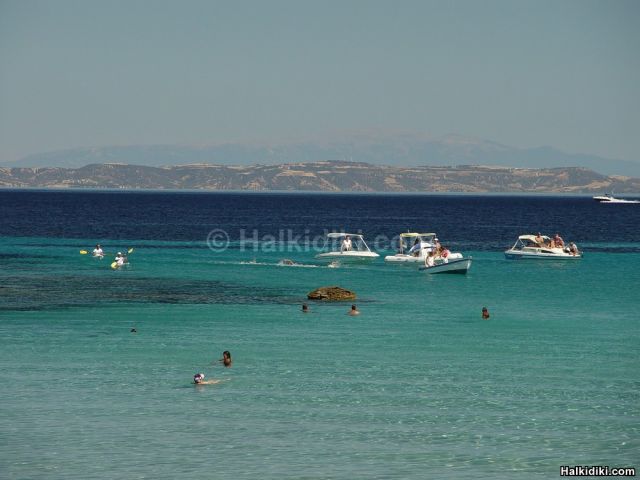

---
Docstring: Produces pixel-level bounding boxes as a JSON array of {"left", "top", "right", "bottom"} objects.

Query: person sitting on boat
[
  {"left": 341, "top": 235, "right": 352, "bottom": 252},
  {"left": 408, "top": 238, "right": 421, "bottom": 256},
  {"left": 433, "top": 238, "right": 442, "bottom": 254},
  {"left": 568, "top": 242, "right": 579, "bottom": 256},
  {"left": 92, "top": 244, "right": 104, "bottom": 257},
  {"left": 425, "top": 251, "right": 436, "bottom": 268},
  {"left": 439, "top": 246, "right": 450, "bottom": 263},
  {"left": 553, "top": 233, "right": 564, "bottom": 248}
]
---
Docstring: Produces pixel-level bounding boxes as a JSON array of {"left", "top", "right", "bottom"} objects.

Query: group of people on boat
[
  {"left": 421, "top": 239, "right": 452, "bottom": 267},
  {"left": 534, "top": 233, "right": 565, "bottom": 248},
  {"left": 533, "top": 233, "right": 579, "bottom": 255}
]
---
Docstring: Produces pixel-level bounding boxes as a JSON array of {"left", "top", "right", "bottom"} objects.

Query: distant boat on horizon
[{"left": 593, "top": 193, "right": 639, "bottom": 204}]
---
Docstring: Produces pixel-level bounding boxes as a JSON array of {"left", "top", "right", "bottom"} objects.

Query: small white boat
[
  {"left": 316, "top": 233, "right": 379, "bottom": 262},
  {"left": 384, "top": 232, "right": 463, "bottom": 263},
  {"left": 505, "top": 235, "right": 582, "bottom": 259},
  {"left": 419, "top": 256, "right": 472, "bottom": 274},
  {"left": 593, "top": 193, "right": 639, "bottom": 204}
]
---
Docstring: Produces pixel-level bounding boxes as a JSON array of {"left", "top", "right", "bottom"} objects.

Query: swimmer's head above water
[{"left": 194, "top": 373, "right": 205, "bottom": 384}]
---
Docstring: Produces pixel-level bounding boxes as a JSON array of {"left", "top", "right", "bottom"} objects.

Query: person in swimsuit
[{"left": 193, "top": 373, "right": 221, "bottom": 385}]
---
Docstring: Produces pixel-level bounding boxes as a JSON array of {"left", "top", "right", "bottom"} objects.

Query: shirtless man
[{"left": 553, "top": 233, "right": 564, "bottom": 248}]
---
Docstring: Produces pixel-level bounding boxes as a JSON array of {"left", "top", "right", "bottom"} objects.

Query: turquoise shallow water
[{"left": 1, "top": 234, "right": 639, "bottom": 479}]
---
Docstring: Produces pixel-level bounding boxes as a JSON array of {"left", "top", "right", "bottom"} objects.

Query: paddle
[{"left": 82, "top": 247, "right": 134, "bottom": 255}]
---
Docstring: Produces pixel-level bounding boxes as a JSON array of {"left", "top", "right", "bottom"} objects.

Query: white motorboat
[
  {"left": 384, "top": 232, "right": 464, "bottom": 263},
  {"left": 504, "top": 235, "right": 582, "bottom": 259},
  {"left": 316, "top": 233, "right": 380, "bottom": 262},
  {"left": 593, "top": 193, "right": 639, "bottom": 204},
  {"left": 419, "top": 256, "right": 472, "bottom": 274}
]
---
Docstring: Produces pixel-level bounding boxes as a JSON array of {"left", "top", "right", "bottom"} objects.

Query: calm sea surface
[{"left": 1, "top": 190, "right": 639, "bottom": 479}]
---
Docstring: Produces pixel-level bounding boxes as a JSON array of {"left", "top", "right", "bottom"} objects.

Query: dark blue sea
[{"left": 1, "top": 190, "right": 639, "bottom": 479}]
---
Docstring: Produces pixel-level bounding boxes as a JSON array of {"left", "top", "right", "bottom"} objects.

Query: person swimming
[
  {"left": 302, "top": 303, "right": 309, "bottom": 313},
  {"left": 482, "top": 307, "right": 490, "bottom": 319},
  {"left": 193, "top": 373, "right": 221, "bottom": 385},
  {"left": 348, "top": 304, "right": 360, "bottom": 316}
]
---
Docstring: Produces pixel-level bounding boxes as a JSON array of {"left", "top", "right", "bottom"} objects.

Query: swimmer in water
[
  {"left": 348, "top": 304, "right": 360, "bottom": 316},
  {"left": 482, "top": 307, "right": 490, "bottom": 319},
  {"left": 302, "top": 303, "right": 309, "bottom": 313},
  {"left": 218, "top": 350, "right": 232, "bottom": 367},
  {"left": 193, "top": 373, "right": 221, "bottom": 385}
]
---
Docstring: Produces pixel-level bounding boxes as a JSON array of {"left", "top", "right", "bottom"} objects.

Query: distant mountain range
[
  {"left": 4, "top": 132, "right": 640, "bottom": 177},
  {"left": 2, "top": 161, "right": 639, "bottom": 193}
]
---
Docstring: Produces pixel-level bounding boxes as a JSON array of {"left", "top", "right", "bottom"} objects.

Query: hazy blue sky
[{"left": 1, "top": 0, "right": 638, "bottom": 162}]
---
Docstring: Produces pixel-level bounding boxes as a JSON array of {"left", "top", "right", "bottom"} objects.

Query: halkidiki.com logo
[{"left": 205, "top": 228, "right": 400, "bottom": 253}]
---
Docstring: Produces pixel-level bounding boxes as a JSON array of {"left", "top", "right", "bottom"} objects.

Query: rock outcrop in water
[{"left": 307, "top": 286, "right": 356, "bottom": 301}]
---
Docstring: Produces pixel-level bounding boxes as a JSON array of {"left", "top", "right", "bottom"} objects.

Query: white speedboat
[
  {"left": 593, "top": 193, "right": 639, "bottom": 204},
  {"left": 316, "top": 233, "right": 379, "bottom": 262},
  {"left": 419, "top": 256, "right": 472, "bottom": 274},
  {"left": 384, "top": 232, "right": 463, "bottom": 263},
  {"left": 504, "top": 235, "right": 582, "bottom": 259}
]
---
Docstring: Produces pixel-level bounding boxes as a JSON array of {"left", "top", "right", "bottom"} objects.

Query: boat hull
[
  {"left": 385, "top": 252, "right": 463, "bottom": 263},
  {"left": 316, "top": 252, "right": 379, "bottom": 262},
  {"left": 593, "top": 195, "right": 639, "bottom": 203},
  {"left": 418, "top": 257, "right": 472, "bottom": 274},
  {"left": 504, "top": 249, "right": 581, "bottom": 260}
]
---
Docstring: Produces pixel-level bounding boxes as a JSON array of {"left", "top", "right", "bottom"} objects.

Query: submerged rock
[{"left": 307, "top": 286, "right": 356, "bottom": 301}]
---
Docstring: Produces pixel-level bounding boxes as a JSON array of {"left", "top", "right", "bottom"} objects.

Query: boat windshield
[
  {"left": 324, "top": 234, "right": 371, "bottom": 252},
  {"left": 399, "top": 233, "right": 435, "bottom": 254}
]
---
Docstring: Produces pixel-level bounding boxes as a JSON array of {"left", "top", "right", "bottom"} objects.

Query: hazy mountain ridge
[
  {"left": 5, "top": 133, "right": 640, "bottom": 177},
  {"left": 2, "top": 161, "right": 639, "bottom": 193}
]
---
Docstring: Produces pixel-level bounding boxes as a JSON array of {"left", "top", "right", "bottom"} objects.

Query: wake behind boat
[
  {"left": 593, "top": 193, "right": 639, "bottom": 204},
  {"left": 316, "top": 233, "right": 379, "bottom": 262}
]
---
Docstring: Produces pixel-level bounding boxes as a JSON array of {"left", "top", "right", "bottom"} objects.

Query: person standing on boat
[
  {"left": 341, "top": 235, "right": 352, "bottom": 252},
  {"left": 534, "top": 233, "right": 544, "bottom": 246},
  {"left": 408, "top": 238, "right": 421, "bottom": 256}
]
